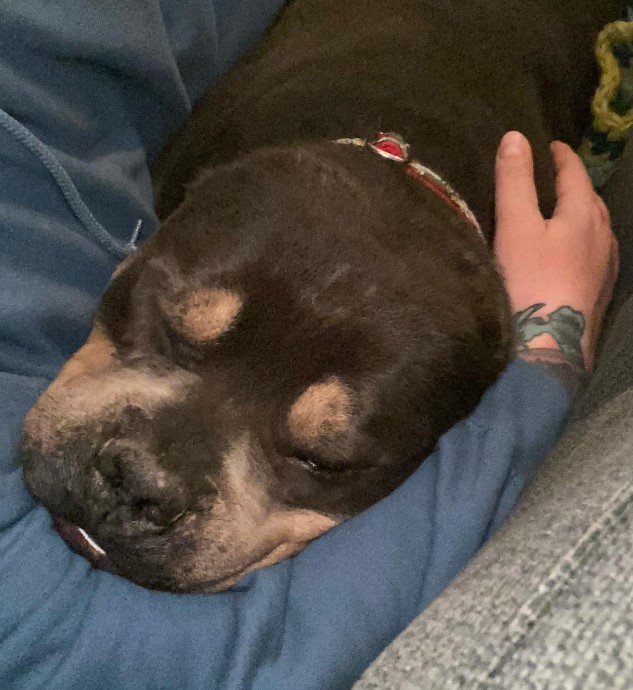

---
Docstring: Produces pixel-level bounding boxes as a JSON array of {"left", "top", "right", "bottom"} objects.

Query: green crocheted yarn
[{"left": 579, "top": 5, "right": 633, "bottom": 189}]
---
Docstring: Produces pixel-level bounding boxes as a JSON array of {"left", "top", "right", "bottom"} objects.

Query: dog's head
[{"left": 21, "top": 142, "right": 514, "bottom": 592}]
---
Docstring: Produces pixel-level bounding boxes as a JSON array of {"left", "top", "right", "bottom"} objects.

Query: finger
[
  {"left": 495, "top": 131, "right": 542, "bottom": 233},
  {"left": 596, "top": 194, "right": 611, "bottom": 225},
  {"left": 550, "top": 141, "right": 595, "bottom": 221}
]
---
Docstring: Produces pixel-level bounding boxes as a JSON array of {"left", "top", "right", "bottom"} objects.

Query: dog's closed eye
[{"left": 291, "top": 451, "right": 356, "bottom": 476}]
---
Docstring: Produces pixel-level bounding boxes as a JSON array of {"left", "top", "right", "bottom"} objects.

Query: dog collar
[{"left": 336, "top": 132, "right": 484, "bottom": 240}]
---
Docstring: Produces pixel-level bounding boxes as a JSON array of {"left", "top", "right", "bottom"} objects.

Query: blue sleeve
[{"left": 0, "top": 3, "right": 571, "bottom": 689}]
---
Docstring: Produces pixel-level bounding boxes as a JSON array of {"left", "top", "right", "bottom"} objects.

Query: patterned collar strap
[{"left": 336, "top": 132, "right": 484, "bottom": 241}]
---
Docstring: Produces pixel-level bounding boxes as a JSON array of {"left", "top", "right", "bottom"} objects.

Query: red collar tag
[
  {"left": 369, "top": 134, "right": 410, "bottom": 161},
  {"left": 336, "top": 132, "right": 483, "bottom": 240}
]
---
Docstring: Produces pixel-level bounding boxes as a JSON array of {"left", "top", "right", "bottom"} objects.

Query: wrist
[
  {"left": 517, "top": 347, "right": 587, "bottom": 399},
  {"left": 513, "top": 302, "right": 589, "bottom": 398},
  {"left": 513, "top": 302, "right": 588, "bottom": 370}
]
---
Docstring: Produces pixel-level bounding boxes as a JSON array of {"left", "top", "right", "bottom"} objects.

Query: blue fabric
[{"left": 0, "top": 2, "right": 572, "bottom": 688}]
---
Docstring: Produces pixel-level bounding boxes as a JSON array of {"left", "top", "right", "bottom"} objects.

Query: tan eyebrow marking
[
  {"left": 287, "top": 377, "right": 353, "bottom": 446},
  {"left": 165, "top": 288, "right": 243, "bottom": 343}
]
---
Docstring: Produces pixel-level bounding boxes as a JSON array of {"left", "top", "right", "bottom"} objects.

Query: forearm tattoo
[{"left": 514, "top": 303, "right": 587, "bottom": 397}]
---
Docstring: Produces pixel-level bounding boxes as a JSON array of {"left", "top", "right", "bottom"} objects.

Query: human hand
[{"left": 494, "top": 130, "right": 619, "bottom": 374}]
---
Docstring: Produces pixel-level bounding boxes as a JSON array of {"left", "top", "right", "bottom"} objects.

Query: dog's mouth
[
  {"left": 51, "top": 514, "right": 310, "bottom": 591},
  {"left": 52, "top": 516, "right": 114, "bottom": 571}
]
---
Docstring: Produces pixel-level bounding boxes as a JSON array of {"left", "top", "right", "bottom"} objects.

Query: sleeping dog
[{"left": 21, "top": 0, "right": 622, "bottom": 592}]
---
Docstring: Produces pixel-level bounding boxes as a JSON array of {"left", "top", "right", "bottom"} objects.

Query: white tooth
[{"left": 77, "top": 527, "right": 106, "bottom": 557}]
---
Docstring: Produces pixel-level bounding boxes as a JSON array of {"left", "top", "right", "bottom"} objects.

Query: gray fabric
[
  {"left": 573, "top": 294, "right": 633, "bottom": 419},
  {"left": 354, "top": 391, "right": 633, "bottom": 689},
  {"left": 354, "top": 136, "right": 633, "bottom": 690},
  {"left": 491, "top": 493, "right": 633, "bottom": 690}
]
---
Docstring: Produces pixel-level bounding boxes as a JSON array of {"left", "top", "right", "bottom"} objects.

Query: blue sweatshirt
[{"left": 0, "top": 2, "right": 571, "bottom": 688}]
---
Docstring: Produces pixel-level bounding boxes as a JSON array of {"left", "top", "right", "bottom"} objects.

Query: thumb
[{"left": 495, "top": 131, "right": 542, "bottom": 235}]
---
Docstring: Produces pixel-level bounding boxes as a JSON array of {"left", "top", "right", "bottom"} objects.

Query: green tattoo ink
[{"left": 514, "top": 303, "right": 586, "bottom": 371}]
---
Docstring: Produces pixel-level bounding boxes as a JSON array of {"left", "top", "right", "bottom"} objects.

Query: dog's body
[
  {"left": 152, "top": 0, "right": 617, "bottom": 229},
  {"left": 22, "top": 0, "right": 622, "bottom": 592}
]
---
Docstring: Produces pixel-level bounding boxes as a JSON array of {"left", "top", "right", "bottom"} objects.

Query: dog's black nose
[{"left": 89, "top": 439, "right": 188, "bottom": 536}]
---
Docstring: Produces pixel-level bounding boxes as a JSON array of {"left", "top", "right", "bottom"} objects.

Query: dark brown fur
[{"left": 22, "top": 0, "right": 622, "bottom": 592}]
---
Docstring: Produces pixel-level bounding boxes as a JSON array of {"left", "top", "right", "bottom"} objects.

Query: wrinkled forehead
[
  {"left": 37, "top": 248, "right": 366, "bottom": 445},
  {"left": 101, "top": 241, "right": 386, "bottom": 376}
]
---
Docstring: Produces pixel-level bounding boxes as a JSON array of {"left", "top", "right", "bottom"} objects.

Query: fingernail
[{"left": 498, "top": 131, "right": 527, "bottom": 157}]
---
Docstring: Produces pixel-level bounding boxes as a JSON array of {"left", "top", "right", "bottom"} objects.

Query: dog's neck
[
  {"left": 153, "top": 0, "right": 618, "bottom": 231},
  {"left": 335, "top": 132, "right": 484, "bottom": 240}
]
